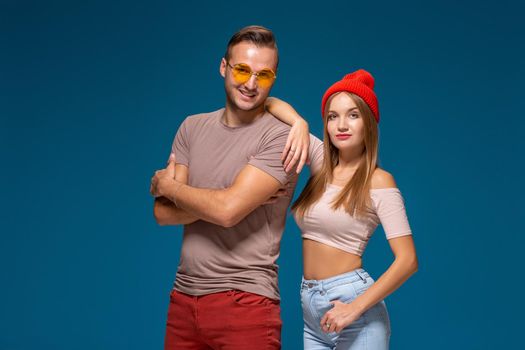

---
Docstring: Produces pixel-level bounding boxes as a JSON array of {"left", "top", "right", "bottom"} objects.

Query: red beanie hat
[{"left": 321, "top": 69, "right": 379, "bottom": 123}]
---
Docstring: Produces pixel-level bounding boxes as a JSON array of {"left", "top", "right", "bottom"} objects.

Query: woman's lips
[{"left": 336, "top": 134, "right": 351, "bottom": 140}]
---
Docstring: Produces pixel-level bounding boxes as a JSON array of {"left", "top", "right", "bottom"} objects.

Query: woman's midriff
[{"left": 303, "top": 238, "right": 362, "bottom": 280}]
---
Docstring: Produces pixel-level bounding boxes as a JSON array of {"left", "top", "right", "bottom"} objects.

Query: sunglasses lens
[
  {"left": 256, "top": 70, "right": 275, "bottom": 88},
  {"left": 231, "top": 64, "right": 252, "bottom": 84}
]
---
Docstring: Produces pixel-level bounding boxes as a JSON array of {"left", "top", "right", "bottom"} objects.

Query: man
[{"left": 150, "top": 26, "right": 309, "bottom": 349}]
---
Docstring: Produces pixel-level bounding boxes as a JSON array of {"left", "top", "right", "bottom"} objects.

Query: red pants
[{"left": 164, "top": 289, "right": 282, "bottom": 350}]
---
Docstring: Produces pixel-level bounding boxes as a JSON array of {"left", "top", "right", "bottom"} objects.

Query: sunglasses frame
[{"left": 226, "top": 61, "right": 277, "bottom": 87}]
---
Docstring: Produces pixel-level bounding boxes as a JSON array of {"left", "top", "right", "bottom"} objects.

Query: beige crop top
[{"left": 294, "top": 183, "right": 412, "bottom": 256}]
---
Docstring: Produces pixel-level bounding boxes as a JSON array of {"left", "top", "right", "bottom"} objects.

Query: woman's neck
[{"left": 337, "top": 147, "right": 364, "bottom": 169}]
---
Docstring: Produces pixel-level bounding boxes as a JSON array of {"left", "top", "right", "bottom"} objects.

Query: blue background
[{"left": 2, "top": 0, "right": 524, "bottom": 349}]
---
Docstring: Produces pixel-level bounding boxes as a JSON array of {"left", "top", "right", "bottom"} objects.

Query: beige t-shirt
[{"left": 170, "top": 108, "right": 322, "bottom": 300}]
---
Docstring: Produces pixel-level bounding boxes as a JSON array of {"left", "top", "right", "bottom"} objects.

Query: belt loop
[{"left": 355, "top": 269, "right": 367, "bottom": 283}]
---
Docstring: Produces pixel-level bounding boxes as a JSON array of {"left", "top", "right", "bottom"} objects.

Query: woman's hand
[
  {"left": 282, "top": 118, "right": 310, "bottom": 174},
  {"left": 264, "top": 97, "right": 310, "bottom": 174},
  {"left": 320, "top": 300, "right": 365, "bottom": 333}
]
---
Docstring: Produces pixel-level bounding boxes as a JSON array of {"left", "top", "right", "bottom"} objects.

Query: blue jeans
[{"left": 301, "top": 269, "right": 390, "bottom": 350}]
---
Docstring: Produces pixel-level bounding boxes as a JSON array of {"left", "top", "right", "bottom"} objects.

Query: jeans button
[{"left": 307, "top": 283, "right": 314, "bottom": 288}]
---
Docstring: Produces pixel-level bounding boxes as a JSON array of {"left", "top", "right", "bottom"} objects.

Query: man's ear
[{"left": 219, "top": 58, "right": 226, "bottom": 78}]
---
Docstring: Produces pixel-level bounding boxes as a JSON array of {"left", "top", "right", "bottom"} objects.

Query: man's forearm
[
  {"left": 163, "top": 182, "right": 242, "bottom": 228},
  {"left": 153, "top": 164, "right": 282, "bottom": 228},
  {"left": 154, "top": 197, "right": 199, "bottom": 226}
]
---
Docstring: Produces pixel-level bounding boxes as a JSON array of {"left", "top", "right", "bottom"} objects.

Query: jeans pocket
[
  {"left": 326, "top": 282, "right": 358, "bottom": 304},
  {"left": 228, "top": 290, "right": 277, "bottom": 308},
  {"left": 353, "top": 276, "right": 374, "bottom": 297},
  {"left": 169, "top": 289, "right": 185, "bottom": 303}
]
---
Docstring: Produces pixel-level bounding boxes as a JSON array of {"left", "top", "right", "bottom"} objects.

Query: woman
[{"left": 266, "top": 69, "right": 418, "bottom": 349}]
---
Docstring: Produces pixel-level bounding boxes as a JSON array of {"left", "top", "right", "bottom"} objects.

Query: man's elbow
[
  {"left": 155, "top": 217, "right": 171, "bottom": 226},
  {"left": 215, "top": 212, "right": 241, "bottom": 228},
  {"left": 214, "top": 204, "right": 245, "bottom": 228},
  {"left": 153, "top": 202, "right": 175, "bottom": 226},
  {"left": 154, "top": 208, "right": 169, "bottom": 226}
]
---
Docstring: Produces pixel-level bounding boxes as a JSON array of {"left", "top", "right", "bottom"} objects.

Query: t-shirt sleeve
[
  {"left": 371, "top": 189, "right": 413, "bottom": 239},
  {"left": 168, "top": 118, "right": 190, "bottom": 166},
  {"left": 308, "top": 134, "right": 324, "bottom": 175},
  {"left": 248, "top": 126, "right": 293, "bottom": 185}
]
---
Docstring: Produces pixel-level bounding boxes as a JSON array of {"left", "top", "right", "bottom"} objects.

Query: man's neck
[{"left": 222, "top": 103, "right": 266, "bottom": 127}]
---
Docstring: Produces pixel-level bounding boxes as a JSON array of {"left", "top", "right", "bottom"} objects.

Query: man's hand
[{"left": 150, "top": 161, "right": 178, "bottom": 198}]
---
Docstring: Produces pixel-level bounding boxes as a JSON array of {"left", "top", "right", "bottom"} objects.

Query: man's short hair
[{"left": 224, "top": 25, "right": 279, "bottom": 66}]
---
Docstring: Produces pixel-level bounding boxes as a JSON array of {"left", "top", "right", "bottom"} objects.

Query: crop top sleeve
[{"left": 371, "top": 188, "right": 412, "bottom": 239}]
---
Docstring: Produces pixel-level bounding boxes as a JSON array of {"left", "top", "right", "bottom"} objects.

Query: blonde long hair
[{"left": 292, "top": 92, "right": 379, "bottom": 218}]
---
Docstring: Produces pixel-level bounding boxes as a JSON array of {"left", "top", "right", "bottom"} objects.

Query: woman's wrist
[
  {"left": 348, "top": 297, "right": 368, "bottom": 315},
  {"left": 293, "top": 117, "right": 308, "bottom": 128}
]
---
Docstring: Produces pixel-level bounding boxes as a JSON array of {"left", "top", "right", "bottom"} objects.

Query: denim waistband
[{"left": 301, "top": 268, "right": 370, "bottom": 291}]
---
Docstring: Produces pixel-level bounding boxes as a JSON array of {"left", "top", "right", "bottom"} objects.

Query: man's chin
[
  {"left": 226, "top": 93, "right": 266, "bottom": 113},
  {"left": 233, "top": 100, "right": 264, "bottom": 112}
]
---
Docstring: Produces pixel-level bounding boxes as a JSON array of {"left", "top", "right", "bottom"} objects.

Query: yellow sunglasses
[{"left": 227, "top": 62, "right": 277, "bottom": 88}]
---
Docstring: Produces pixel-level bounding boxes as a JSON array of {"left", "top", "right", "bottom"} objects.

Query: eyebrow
[{"left": 328, "top": 107, "right": 359, "bottom": 113}]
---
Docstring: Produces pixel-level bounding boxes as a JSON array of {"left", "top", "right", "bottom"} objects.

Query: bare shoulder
[{"left": 371, "top": 168, "right": 398, "bottom": 189}]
